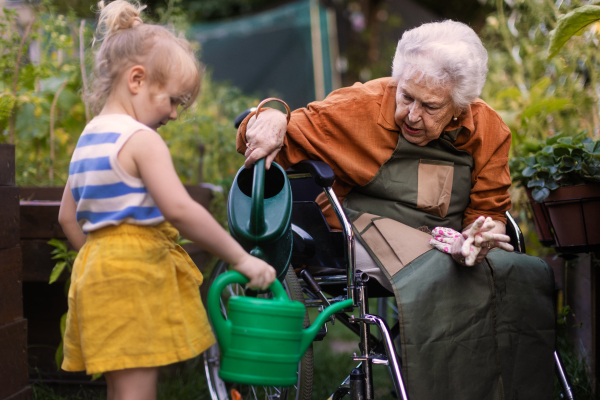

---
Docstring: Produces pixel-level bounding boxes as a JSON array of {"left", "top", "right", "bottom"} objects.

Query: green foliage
[
  {"left": 47, "top": 238, "right": 77, "bottom": 370},
  {"left": 0, "top": 4, "right": 93, "bottom": 186},
  {"left": 510, "top": 131, "right": 600, "bottom": 201},
  {"left": 548, "top": 5, "right": 600, "bottom": 59}
]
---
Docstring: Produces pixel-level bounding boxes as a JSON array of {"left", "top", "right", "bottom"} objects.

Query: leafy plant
[
  {"left": 548, "top": 5, "right": 600, "bottom": 59},
  {"left": 510, "top": 131, "right": 600, "bottom": 201},
  {"left": 47, "top": 239, "right": 76, "bottom": 370}
]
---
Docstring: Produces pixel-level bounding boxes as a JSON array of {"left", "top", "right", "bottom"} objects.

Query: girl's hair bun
[{"left": 96, "top": 0, "right": 146, "bottom": 42}]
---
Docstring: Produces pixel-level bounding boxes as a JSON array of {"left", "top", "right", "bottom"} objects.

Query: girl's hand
[
  {"left": 244, "top": 109, "right": 288, "bottom": 169},
  {"left": 232, "top": 254, "right": 277, "bottom": 290}
]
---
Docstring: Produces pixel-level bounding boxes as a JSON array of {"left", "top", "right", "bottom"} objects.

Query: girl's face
[{"left": 136, "top": 77, "right": 183, "bottom": 130}]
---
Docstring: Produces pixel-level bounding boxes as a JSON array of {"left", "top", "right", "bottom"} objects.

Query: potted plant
[{"left": 510, "top": 131, "right": 600, "bottom": 249}]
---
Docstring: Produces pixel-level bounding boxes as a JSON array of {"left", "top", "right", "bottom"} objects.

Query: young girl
[{"left": 58, "top": 1, "right": 276, "bottom": 398}]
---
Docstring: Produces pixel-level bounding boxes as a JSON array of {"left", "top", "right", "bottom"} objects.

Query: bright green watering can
[
  {"left": 227, "top": 158, "right": 293, "bottom": 279},
  {"left": 208, "top": 270, "right": 354, "bottom": 386}
]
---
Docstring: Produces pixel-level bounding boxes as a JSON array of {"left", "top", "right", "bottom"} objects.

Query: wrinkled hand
[
  {"left": 232, "top": 254, "right": 277, "bottom": 290},
  {"left": 244, "top": 109, "right": 288, "bottom": 169},
  {"left": 450, "top": 216, "right": 514, "bottom": 266}
]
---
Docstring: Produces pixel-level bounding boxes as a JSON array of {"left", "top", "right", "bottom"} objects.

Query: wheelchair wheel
[{"left": 203, "top": 261, "right": 314, "bottom": 400}]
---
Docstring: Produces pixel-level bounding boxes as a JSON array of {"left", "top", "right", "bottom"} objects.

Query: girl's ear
[{"left": 128, "top": 65, "right": 147, "bottom": 94}]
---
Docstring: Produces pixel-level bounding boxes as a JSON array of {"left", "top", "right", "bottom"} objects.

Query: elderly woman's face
[{"left": 394, "top": 75, "right": 457, "bottom": 146}]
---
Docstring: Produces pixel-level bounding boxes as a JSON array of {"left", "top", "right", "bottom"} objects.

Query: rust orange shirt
[{"left": 237, "top": 77, "right": 512, "bottom": 230}]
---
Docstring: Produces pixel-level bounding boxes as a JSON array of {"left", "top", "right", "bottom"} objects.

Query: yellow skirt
[{"left": 62, "top": 222, "right": 215, "bottom": 374}]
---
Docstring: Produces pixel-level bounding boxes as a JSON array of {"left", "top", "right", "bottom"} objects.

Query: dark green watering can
[
  {"left": 208, "top": 270, "right": 353, "bottom": 386},
  {"left": 228, "top": 158, "right": 293, "bottom": 279}
]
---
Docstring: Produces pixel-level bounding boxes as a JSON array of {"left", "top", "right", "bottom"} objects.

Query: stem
[
  {"left": 79, "top": 19, "right": 90, "bottom": 123},
  {"left": 9, "top": 17, "right": 35, "bottom": 144},
  {"left": 50, "top": 79, "right": 68, "bottom": 184}
]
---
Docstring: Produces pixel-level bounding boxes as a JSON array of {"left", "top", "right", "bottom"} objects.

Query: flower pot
[
  {"left": 525, "top": 188, "right": 555, "bottom": 246},
  {"left": 540, "top": 183, "right": 600, "bottom": 250}
]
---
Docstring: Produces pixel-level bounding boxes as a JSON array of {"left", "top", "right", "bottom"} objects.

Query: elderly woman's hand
[
  {"left": 450, "top": 217, "right": 513, "bottom": 266},
  {"left": 244, "top": 109, "right": 288, "bottom": 169}
]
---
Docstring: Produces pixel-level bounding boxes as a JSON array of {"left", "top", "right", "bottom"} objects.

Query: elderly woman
[{"left": 238, "top": 20, "right": 555, "bottom": 399}]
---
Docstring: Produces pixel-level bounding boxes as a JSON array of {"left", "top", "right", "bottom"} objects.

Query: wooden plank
[
  {"left": 19, "top": 185, "right": 211, "bottom": 240},
  {"left": 0, "top": 247, "right": 23, "bottom": 325},
  {"left": 0, "top": 145, "right": 15, "bottom": 187},
  {"left": 0, "top": 187, "right": 19, "bottom": 250},
  {"left": 21, "top": 240, "right": 69, "bottom": 283},
  {"left": 19, "top": 204, "right": 65, "bottom": 240},
  {"left": 3, "top": 386, "right": 32, "bottom": 400},
  {"left": 19, "top": 186, "right": 63, "bottom": 201},
  {"left": 0, "top": 319, "right": 28, "bottom": 400}
]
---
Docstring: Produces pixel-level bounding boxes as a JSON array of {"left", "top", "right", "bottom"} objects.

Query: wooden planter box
[
  {"left": 527, "top": 183, "right": 600, "bottom": 253},
  {"left": 21, "top": 185, "right": 214, "bottom": 379},
  {"left": 0, "top": 144, "right": 31, "bottom": 400}
]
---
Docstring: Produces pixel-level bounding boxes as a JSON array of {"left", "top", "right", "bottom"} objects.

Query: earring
[{"left": 453, "top": 116, "right": 458, "bottom": 121}]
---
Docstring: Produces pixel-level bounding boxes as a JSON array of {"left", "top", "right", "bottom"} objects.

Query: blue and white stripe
[{"left": 69, "top": 114, "right": 165, "bottom": 232}]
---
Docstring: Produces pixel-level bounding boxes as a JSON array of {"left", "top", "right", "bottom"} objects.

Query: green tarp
[{"left": 189, "top": 0, "right": 339, "bottom": 109}]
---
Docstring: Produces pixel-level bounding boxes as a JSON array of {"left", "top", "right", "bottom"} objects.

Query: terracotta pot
[
  {"left": 542, "top": 183, "right": 600, "bottom": 248},
  {"left": 525, "top": 188, "right": 555, "bottom": 246}
]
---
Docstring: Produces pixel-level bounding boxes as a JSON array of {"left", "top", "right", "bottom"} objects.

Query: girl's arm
[
  {"left": 58, "top": 180, "right": 87, "bottom": 251},
  {"left": 124, "top": 129, "right": 276, "bottom": 289}
]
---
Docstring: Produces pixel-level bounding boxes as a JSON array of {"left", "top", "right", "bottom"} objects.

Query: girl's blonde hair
[{"left": 86, "top": 0, "right": 201, "bottom": 114}]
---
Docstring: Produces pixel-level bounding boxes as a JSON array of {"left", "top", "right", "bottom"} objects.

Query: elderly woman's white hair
[{"left": 392, "top": 20, "right": 488, "bottom": 111}]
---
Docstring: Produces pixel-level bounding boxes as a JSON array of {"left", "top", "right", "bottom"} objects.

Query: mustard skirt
[{"left": 61, "top": 222, "right": 216, "bottom": 374}]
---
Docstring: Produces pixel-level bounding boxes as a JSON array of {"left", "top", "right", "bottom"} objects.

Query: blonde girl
[{"left": 58, "top": 1, "right": 276, "bottom": 398}]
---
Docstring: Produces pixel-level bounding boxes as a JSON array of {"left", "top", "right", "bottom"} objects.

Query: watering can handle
[
  {"left": 250, "top": 159, "right": 266, "bottom": 236},
  {"left": 207, "top": 271, "right": 290, "bottom": 351},
  {"left": 255, "top": 97, "right": 291, "bottom": 125}
]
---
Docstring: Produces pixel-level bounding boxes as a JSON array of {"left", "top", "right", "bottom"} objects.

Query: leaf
[
  {"left": 524, "top": 156, "right": 537, "bottom": 167},
  {"left": 532, "top": 187, "right": 551, "bottom": 202},
  {"left": 527, "top": 179, "right": 546, "bottom": 188},
  {"left": 49, "top": 261, "right": 67, "bottom": 284},
  {"left": 60, "top": 312, "right": 68, "bottom": 337},
  {"left": 553, "top": 147, "right": 571, "bottom": 157},
  {"left": 557, "top": 137, "right": 574, "bottom": 145},
  {"left": 55, "top": 341, "right": 64, "bottom": 371},
  {"left": 521, "top": 98, "right": 571, "bottom": 119},
  {"left": 562, "top": 156, "right": 575, "bottom": 167},
  {"left": 548, "top": 5, "right": 600, "bottom": 59},
  {"left": 522, "top": 166, "right": 537, "bottom": 177},
  {"left": 547, "top": 181, "right": 560, "bottom": 190},
  {"left": 538, "top": 155, "right": 555, "bottom": 167},
  {"left": 91, "top": 373, "right": 103, "bottom": 381},
  {"left": 48, "top": 238, "right": 67, "bottom": 252},
  {"left": 584, "top": 141, "right": 600, "bottom": 155},
  {"left": 542, "top": 146, "right": 554, "bottom": 154}
]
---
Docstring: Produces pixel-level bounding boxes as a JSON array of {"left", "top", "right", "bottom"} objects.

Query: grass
[{"left": 31, "top": 357, "right": 209, "bottom": 400}]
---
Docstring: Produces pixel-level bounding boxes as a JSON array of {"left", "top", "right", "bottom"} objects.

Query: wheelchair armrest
[
  {"left": 505, "top": 211, "right": 526, "bottom": 253},
  {"left": 287, "top": 160, "right": 335, "bottom": 187}
]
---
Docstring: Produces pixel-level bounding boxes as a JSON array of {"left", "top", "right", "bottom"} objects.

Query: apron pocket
[
  {"left": 416, "top": 159, "right": 454, "bottom": 218},
  {"left": 355, "top": 214, "right": 432, "bottom": 276}
]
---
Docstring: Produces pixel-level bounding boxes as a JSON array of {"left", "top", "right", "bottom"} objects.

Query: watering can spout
[{"left": 299, "top": 298, "right": 354, "bottom": 356}]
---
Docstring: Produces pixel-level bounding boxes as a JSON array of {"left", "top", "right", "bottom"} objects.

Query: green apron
[{"left": 344, "top": 132, "right": 555, "bottom": 400}]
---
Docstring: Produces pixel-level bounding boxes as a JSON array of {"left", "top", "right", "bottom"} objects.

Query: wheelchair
[{"left": 202, "top": 120, "right": 574, "bottom": 400}]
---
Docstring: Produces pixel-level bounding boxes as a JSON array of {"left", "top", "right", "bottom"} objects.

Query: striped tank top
[{"left": 69, "top": 114, "right": 165, "bottom": 232}]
